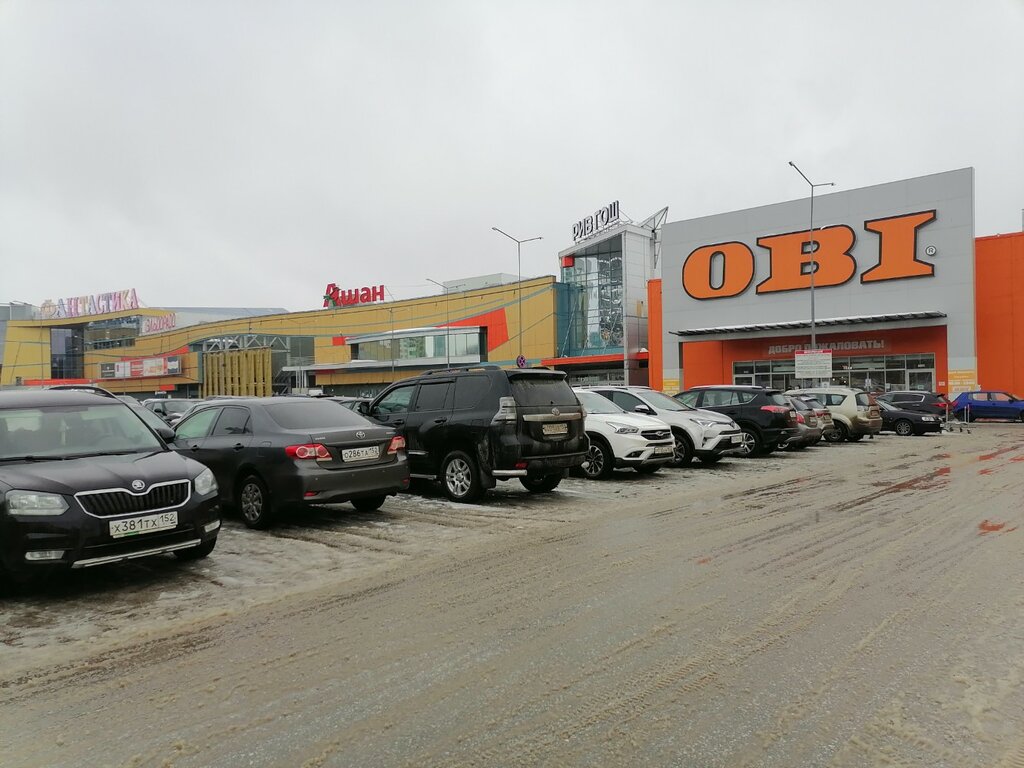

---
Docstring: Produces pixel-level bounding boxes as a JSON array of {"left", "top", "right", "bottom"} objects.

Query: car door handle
[
  {"left": 189, "top": 444, "right": 200, "bottom": 451},
  {"left": 392, "top": 419, "right": 406, "bottom": 427},
  {"left": 233, "top": 443, "right": 245, "bottom": 451},
  {"left": 433, "top": 417, "right": 447, "bottom": 424}
]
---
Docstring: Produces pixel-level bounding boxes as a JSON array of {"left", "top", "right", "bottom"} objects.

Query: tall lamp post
[
  {"left": 492, "top": 227, "right": 542, "bottom": 359},
  {"left": 788, "top": 161, "right": 834, "bottom": 352},
  {"left": 425, "top": 278, "right": 450, "bottom": 369}
]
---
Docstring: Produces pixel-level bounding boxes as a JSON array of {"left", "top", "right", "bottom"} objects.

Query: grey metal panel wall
[{"left": 660, "top": 168, "right": 976, "bottom": 387}]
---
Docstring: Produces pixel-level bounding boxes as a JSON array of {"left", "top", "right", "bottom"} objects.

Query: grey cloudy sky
[{"left": 1, "top": 0, "right": 1022, "bottom": 312}]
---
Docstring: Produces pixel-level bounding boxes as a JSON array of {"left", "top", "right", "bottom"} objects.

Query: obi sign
[
  {"left": 681, "top": 210, "right": 937, "bottom": 300},
  {"left": 323, "top": 284, "right": 385, "bottom": 308},
  {"left": 39, "top": 289, "right": 140, "bottom": 320}
]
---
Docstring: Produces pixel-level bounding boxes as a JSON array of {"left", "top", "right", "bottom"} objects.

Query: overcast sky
[{"left": 1, "top": 0, "right": 1022, "bottom": 312}]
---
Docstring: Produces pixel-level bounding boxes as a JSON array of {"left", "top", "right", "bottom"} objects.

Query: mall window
[
  {"left": 50, "top": 328, "right": 84, "bottom": 379},
  {"left": 352, "top": 330, "right": 483, "bottom": 364},
  {"left": 560, "top": 235, "right": 624, "bottom": 357},
  {"left": 731, "top": 353, "right": 936, "bottom": 392}
]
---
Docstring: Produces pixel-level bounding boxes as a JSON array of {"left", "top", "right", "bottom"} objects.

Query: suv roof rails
[
  {"left": 47, "top": 384, "right": 118, "bottom": 399},
  {"left": 421, "top": 364, "right": 509, "bottom": 377}
]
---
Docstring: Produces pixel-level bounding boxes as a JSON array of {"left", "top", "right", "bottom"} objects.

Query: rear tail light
[
  {"left": 387, "top": 435, "right": 406, "bottom": 454},
  {"left": 493, "top": 396, "right": 518, "bottom": 423},
  {"left": 286, "top": 443, "right": 331, "bottom": 460},
  {"left": 760, "top": 405, "right": 790, "bottom": 413},
  {"left": 796, "top": 412, "right": 805, "bottom": 424}
]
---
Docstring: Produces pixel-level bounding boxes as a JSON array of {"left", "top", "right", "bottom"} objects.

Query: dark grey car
[{"left": 169, "top": 398, "right": 409, "bottom": 529}]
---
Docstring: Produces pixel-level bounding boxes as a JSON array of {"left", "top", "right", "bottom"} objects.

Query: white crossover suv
[
  {"left": 573, "top": 389, "right": 675, "bottom": 479},
  {"left": 585, "top": 386, "right": 744, "bottom": 466}
]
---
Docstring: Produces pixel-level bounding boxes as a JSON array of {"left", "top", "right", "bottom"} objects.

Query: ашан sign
[{"left": 323, "top": 284, "right": 386, "bottom": 308}]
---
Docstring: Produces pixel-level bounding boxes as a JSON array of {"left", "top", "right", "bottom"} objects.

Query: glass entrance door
[{"left": 908, "top": 370, "right": 935, "bottom": 392}]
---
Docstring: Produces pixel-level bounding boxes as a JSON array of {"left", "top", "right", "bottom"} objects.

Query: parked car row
[{"left": 0, "top": 373, "right": 953, "bottom": 588}]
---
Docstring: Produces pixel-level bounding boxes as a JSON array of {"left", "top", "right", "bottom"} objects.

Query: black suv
[
  {"left": 364, "top": 367, "right": 587, "bottom": 502},
  {"left": 675, "top": 386, "right": 798, "bottom": 456},
  {"left": 0, "top": 389, "right": 221, "bottom": 586}
]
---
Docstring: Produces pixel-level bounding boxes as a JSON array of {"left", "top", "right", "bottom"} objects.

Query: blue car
[{"left": 951, "top": 391, "right": 1024, "bottom": 422}]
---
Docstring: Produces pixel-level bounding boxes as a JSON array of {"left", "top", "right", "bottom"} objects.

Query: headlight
[
  {"left": 921, "top": 416, "right": 936, "bottom": 422},
  {"left": 607, "top": 422, "right": 639, "bottom": 434},
  {"left": 7, "top": 491, "right": 68, "bottom": 516},
  {"left": 692, "top": 419, "right": 720, "bottom": 428},
  {"left": 194, "top": 468, "right": 218, "bottom": 496}
]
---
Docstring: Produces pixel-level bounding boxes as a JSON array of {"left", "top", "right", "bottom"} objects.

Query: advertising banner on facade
[{"left": 101, "top": 355, "right": 181, "bottom": 379}]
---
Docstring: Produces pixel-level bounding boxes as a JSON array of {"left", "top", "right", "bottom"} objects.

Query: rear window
[
  {"left": 856, "top": 393, "right": 871, "bottom": 407},
  {"left": 767, "top": 393, "right": 790, "bottom": 407},
  {"left": 510, "top": 376, "right": 577, "bottom": 407},
  {"left": 263, "top": 400, "right": 370, "bottom": 429}
]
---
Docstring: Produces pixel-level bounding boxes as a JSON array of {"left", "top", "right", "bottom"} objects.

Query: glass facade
[
  {"left": 50, "top": 328, "right": 85, "bottom": 379},
  {"left": 560, "top": 235, "right": 624, "bottom": 356},
  {"left": 732, "top": 353, "right": 936, "bottom": 392},
  {"left": 353, "top": 330, "right": 481, "bottom": 364}
]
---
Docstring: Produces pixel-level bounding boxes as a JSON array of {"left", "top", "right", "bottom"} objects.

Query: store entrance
[{"left": 731, "top": 354, "right": 936, "bottom": 392}]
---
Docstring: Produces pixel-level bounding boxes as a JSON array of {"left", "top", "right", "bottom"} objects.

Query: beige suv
[{"left": 787, "top": 387, "right": 882, "bottom": 442}]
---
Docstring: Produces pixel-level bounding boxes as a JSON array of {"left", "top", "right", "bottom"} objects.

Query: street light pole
[
  {"left": 385, "top": 287, "right": 398, "bottom": 379},
  {"left": 492, "top": 227, "right": 542, "bottom": 359},
  {"left": 426, "top": 278, "right": 450, "bottom": 369},
  {"left": 788, "top": 162, "right": 834, "bottom": 351}
]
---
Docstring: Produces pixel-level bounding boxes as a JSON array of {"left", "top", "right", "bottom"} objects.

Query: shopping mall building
[{"left": 1, "top": 167, "right": 1021, "bottom": 399}]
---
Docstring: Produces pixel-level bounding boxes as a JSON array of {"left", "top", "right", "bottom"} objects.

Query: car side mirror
[
  {"left": 156, "top": 425, "right": 175, "bottom": 441},
  {"left": 634, "top": 405, "right": 655, "bottom": 415},
  {"left": 357, "top": 402, "right": 370, "bottom": 415}
]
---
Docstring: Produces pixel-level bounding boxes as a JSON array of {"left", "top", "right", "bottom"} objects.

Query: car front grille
[
  {"left": 641, "top": 430, "right": 671, "bottom": 440},
  {"left": 77, "top": 481, "right": 191, "bottom": 518}
]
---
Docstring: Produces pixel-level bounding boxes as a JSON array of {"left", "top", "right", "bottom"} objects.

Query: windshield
[
  {"left": 264, "top": 400, "right": 371, "bottom": 429},
  {"left": 641, "top": 390, "right": 695, "bottom": 411},
  {"left": 0, "top": 404, "right": 164, "bottom": 460},
  {"left": 575, "top": 391, "right": 624, "bottom": 414},
  {"left": 877, "top": 400, "right": 897, "bottom": 412}
]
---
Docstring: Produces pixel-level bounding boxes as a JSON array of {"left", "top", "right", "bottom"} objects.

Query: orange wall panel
[
  {"left": 976, "top": 232, "right": 1024, "bottom": 393},
  {"left": 647, "top": 279, "right": 663, "bottom": 391}
]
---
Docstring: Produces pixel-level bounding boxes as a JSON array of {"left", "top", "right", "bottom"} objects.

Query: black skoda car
[
  {"left": 0, "top": 390, "right": 221, "bottom": 584},
  {"left": 169, "top": 397, "right": 409, "bottom": 529}
]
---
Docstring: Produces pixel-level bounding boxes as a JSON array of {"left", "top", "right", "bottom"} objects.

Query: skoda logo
[
  {"left": 355, "top": 430, "right": 366, "bottom": 439},
  {"left": 131, "top": 479, "right": 146, "bottom": 492},
  {"left": 551, "top": 407, "right": 561, "bottom": 417}
]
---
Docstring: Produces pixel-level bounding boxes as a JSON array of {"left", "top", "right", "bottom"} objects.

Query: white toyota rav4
[
  {"left": 584, "top": 386, "right": 744, "bottom": 466},
  {"left": 573, "top": 389, "right": 676, "bottom": 479}
]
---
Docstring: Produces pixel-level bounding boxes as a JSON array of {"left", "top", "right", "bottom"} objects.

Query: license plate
[
  {"left": 342, "top": 446, "right": 379, "bottom": 462},
  {"left": 109, "top": 511, "right": 177, "bottom": 539},
  {"left": 653, "top": 445, "right": 674, "bottom": 455},
  {"left": 542, "top": 423, "right": 568, "bottom": 436},
  {"left": 731, "top": 435, "right": 743, "bottom": 443}
]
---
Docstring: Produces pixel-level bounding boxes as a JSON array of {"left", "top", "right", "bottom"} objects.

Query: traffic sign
[{"left": 516, "top": 355, "right": 527, "bottom": 369}]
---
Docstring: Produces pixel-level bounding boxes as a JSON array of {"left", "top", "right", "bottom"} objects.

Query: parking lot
[{"left": 2, "top": 424, "right": 1023, "bottom": 767}]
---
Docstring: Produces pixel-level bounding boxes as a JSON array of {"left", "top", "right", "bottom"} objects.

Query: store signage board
[
  {"left": 795, "top": 349, "right": 833, "bottom": 379},
  {"left": 323, "top": 284, "right": 386, "bottom": 308},
  {"left": 39, "top": 289, "right": 140, "bottom": 320},
  {"left": 572, "top": 201, "right": 620, "bottom": 243},
  {"left": 101, "top": 355, "right": 181, "bottom": 380},
  {"left": 141, "top": 313, "right": 177, "bottom": 335}
]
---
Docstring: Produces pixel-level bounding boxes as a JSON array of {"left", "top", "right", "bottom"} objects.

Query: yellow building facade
[{"left": 0, "top": 277, "right": 562, "bottom": 397}]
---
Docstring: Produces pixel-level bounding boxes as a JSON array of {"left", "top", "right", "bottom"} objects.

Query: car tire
[
  {"left": 237, "top": 474, "right": 275, "bottom": 529},
  {"left": 581, "top": 437, "right": 614, "bottom": 480},
  {"left": 174, "top": 537, "right": 217, "bottom": 561},
  {"left": 352, "top": 495, "right": 386, "bottom": 512},
  {"left": 441, "top": 450, "right": 483, "bottom": 503},
  {"left": 697, "top": 454, "right": 722, "bottom": 465},
  {"left": 1019, "top": 412, "right": 1024, "bottom": 423},
  {"left": 825, "top": 422, "right": 848, "bottom": 443},
  {"left": 671, "top": 430, "right": 694, "bottom": 467},
  {"left": 737, "top": 428, "right": 762, "bottom": 457},
  {"left": 894, "top": 419, "right": 915, "bottom": 437},
  {"left": 634, "top": 464, "right": 661, "bottom": 474},
  {"left": 846, "top": 432, "right": 864, "bottom": 442},
  {"left": 520, "top": 474, "right": 562, "bottom": 493}
]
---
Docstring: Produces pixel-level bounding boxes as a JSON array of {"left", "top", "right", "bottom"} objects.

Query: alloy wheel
[
  {"left": 738, "top": 431, "right": 757, "bottom": 456},
  {"left": 445, "top": 457, "right": 472, "bottom": 498},
  {"left": 240, "top": 482, "right": 263, "bottom": 523},
  {"left": 583, "top": 444, "right": 606, "bottom": 478}
]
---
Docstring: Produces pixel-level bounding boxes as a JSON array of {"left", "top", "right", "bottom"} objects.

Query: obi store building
[{"left": 647, "top": 167, "right": 1024, "bottom": 398}]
